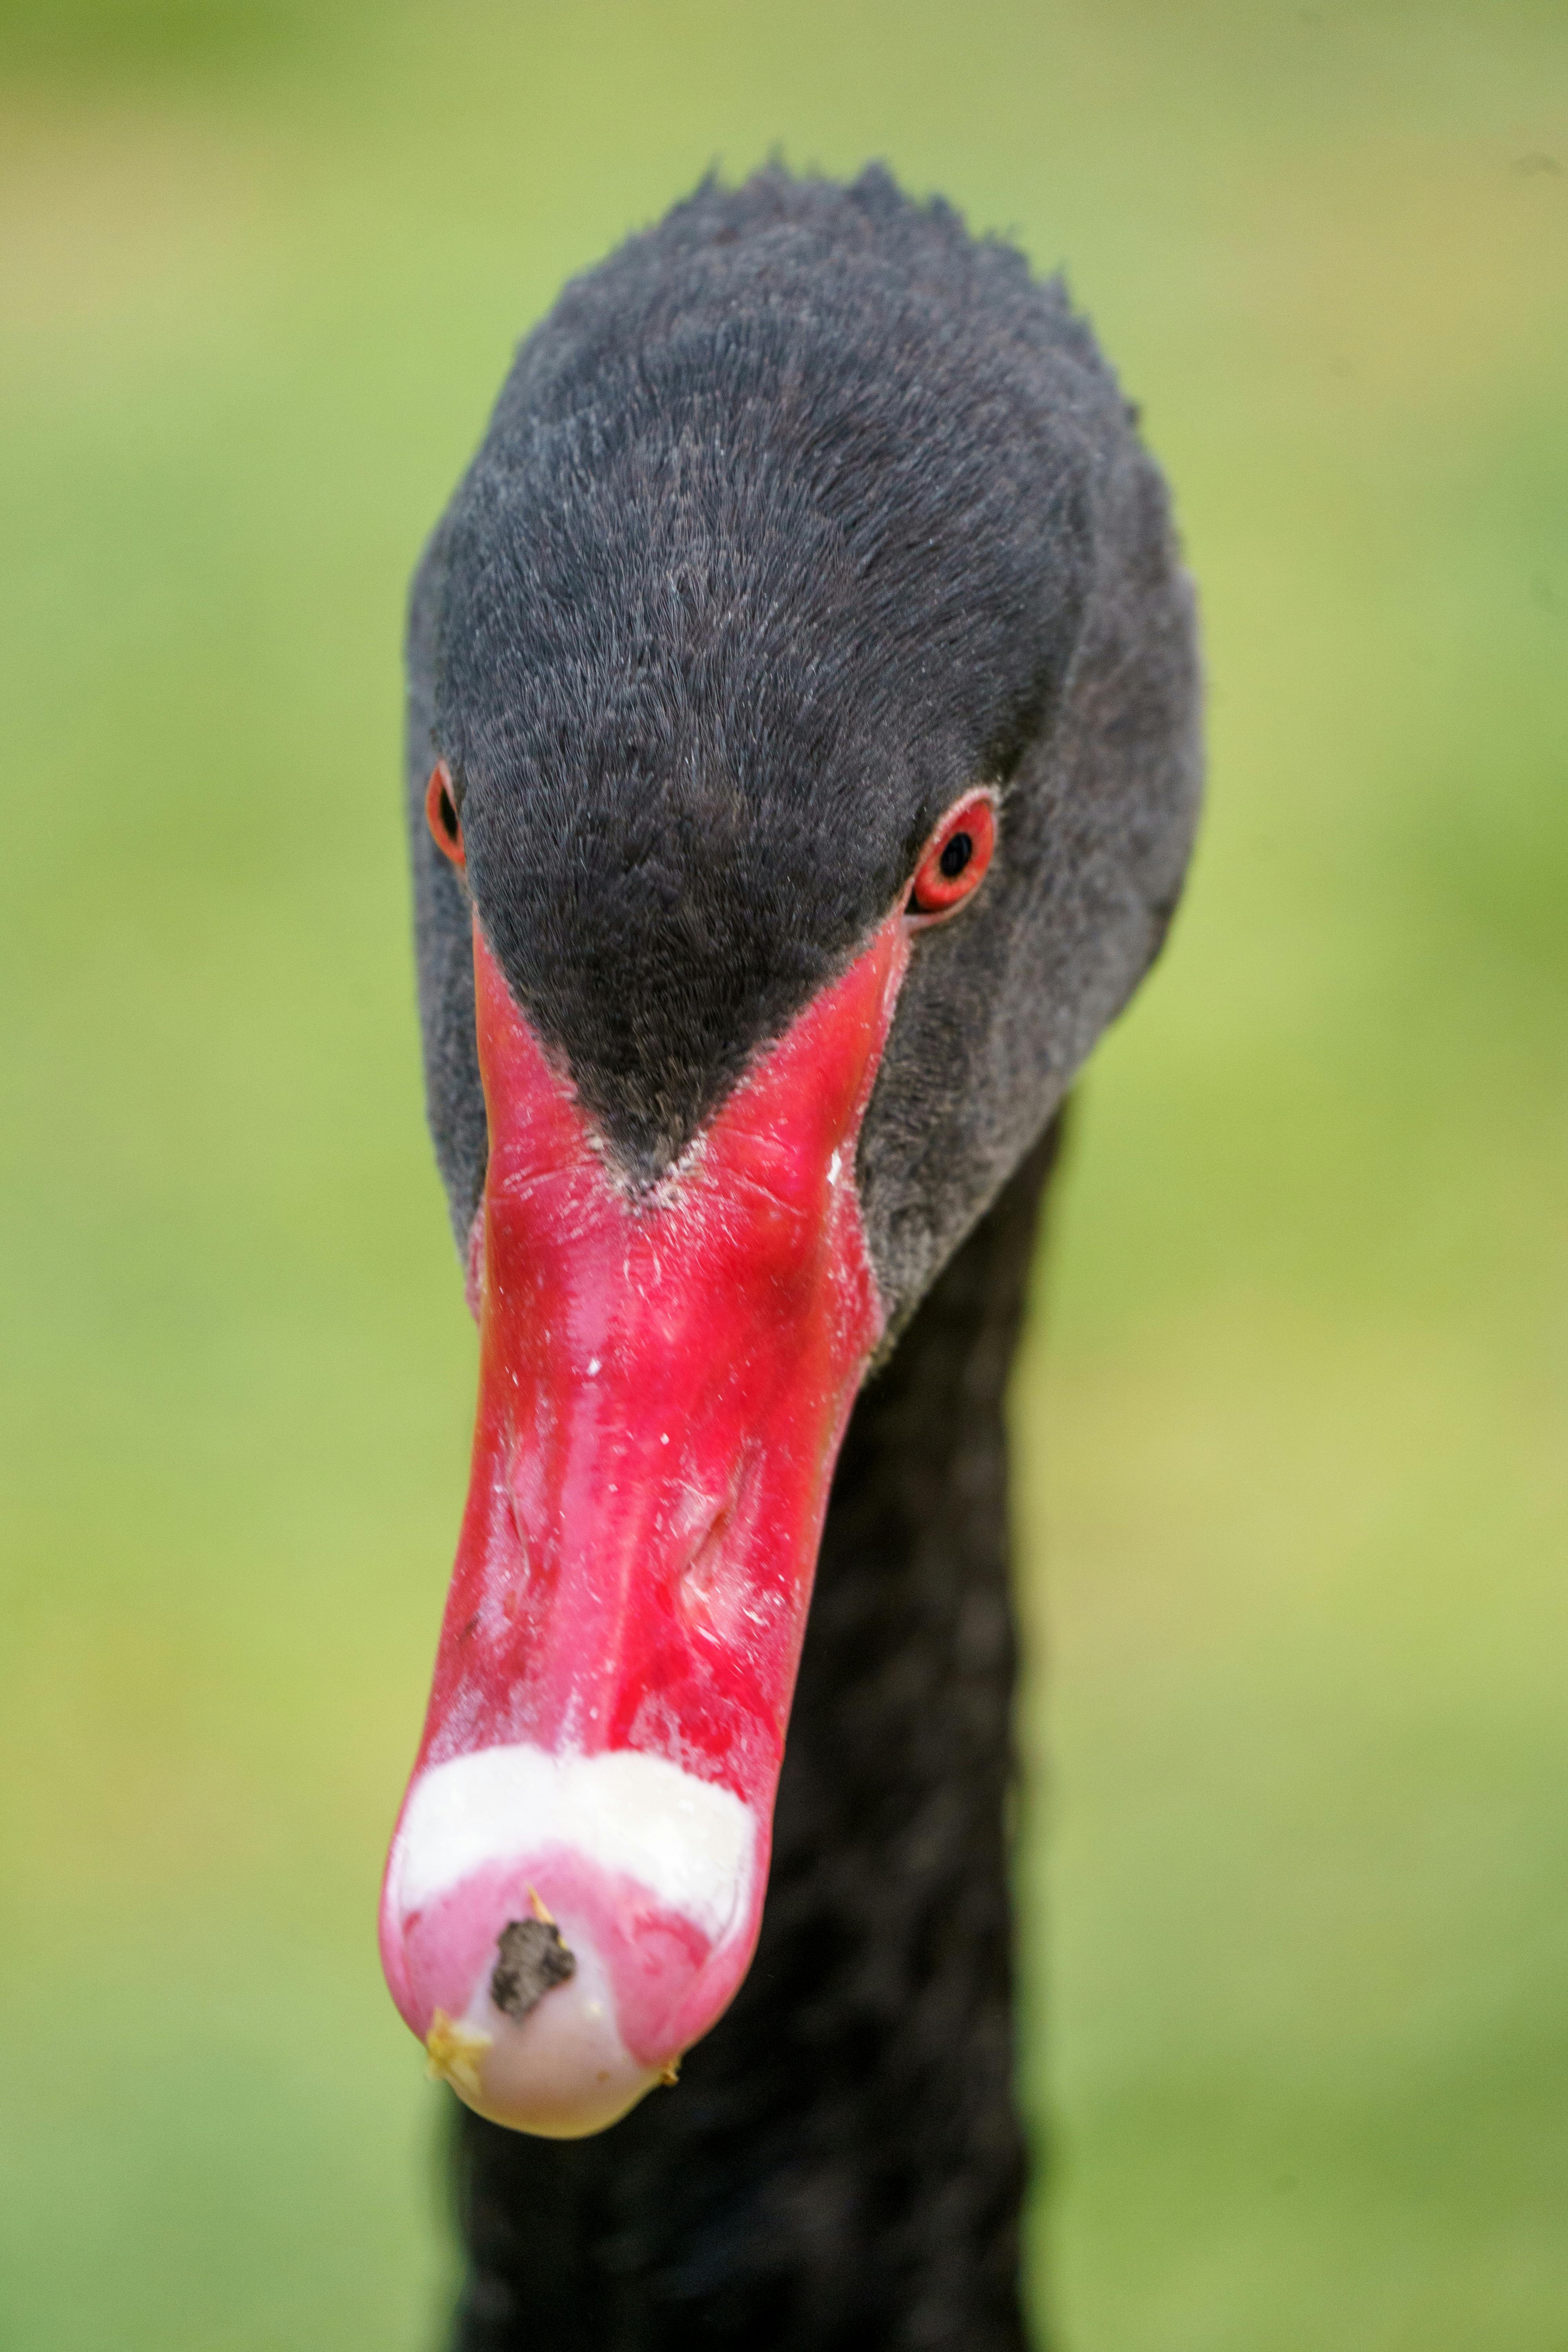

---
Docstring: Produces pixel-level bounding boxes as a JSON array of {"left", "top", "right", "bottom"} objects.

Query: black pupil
[
  {"left": 938, "top": 831, "right": 973, "bottom": 881},
  {"left": 439, "top": 786, "right": 459, "bottom": 840}
]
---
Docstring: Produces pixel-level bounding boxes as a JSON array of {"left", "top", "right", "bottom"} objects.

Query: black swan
[{"left": 382, "top": 164, "right": 1202, "bottom": 2349}]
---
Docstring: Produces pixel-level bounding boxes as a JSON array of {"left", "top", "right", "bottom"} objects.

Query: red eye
[
  {"left": 907, "top": 790, "right": 997, "bottom": 921},
  {"left": 425, "top": 761, "right": 465, "bottom": 868}
]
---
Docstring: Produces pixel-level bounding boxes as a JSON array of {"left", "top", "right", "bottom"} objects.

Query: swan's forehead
[
  {"left": 432, "top": 284, "right": 1085, "bottom": 1180},
  {"left": 446, "top": 539, "right": 954, "bottom": 1187}
]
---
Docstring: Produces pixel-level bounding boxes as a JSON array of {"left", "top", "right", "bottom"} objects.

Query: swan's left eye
[{"left": 907, "top": 791, "right": 997, "bottom": 920}]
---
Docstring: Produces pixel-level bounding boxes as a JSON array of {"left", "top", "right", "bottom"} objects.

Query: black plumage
[{"left": 405, "top": 163, "right": 1202, "bottom": 2345}]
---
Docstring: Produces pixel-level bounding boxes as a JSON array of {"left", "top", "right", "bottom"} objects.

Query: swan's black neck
[{"left": 449, "top": 1115, "right": 1062, "bottom": 2352}]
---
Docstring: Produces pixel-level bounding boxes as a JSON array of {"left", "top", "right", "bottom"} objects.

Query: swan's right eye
[{"left": 425, "top": 762, "right": 465, "bottom": 868}]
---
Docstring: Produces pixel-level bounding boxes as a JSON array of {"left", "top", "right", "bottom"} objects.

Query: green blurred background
[{"left": 1, "top": 2, "right": 1563, "bottom": 2344}]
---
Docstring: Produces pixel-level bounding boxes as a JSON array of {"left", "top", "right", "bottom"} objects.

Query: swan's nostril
[
  {"left": 491, "top": 1915, "right": 577, "bottom": 2021},
  {"left": 678, "top": 1499, "right": 733, "bottom": 1617},
  {"left": 674, "top": 1448, "right": 766, "bottom": 1629},
  {"left": 505, "top": 1482, "right": 528, "bottom": 1578}
]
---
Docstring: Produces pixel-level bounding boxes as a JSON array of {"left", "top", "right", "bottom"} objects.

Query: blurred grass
[{"left": 0, "top": 3, "right": 1563, "bottom": 2346}]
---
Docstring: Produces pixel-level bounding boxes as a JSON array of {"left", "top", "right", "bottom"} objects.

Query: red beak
[{"left": 380, "top": 910, "right": 910, "bottom": 2133}]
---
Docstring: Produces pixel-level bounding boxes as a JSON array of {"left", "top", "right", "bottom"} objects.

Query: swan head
[{"left": 383, "top": 163, "right": 1202, "bottom": 2134}]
